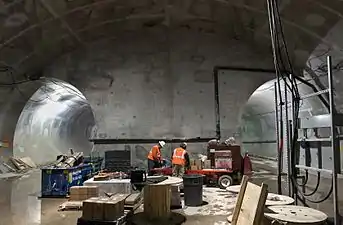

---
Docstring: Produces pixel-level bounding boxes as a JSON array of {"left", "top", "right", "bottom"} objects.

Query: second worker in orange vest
[{"left": 172, "top": 142, "right": 190, "bottom": 178}]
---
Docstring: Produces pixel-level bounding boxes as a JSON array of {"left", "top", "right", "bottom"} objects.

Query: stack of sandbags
[
  {"left": 82, "top": 195, "right": 126, "bottom": 221},
  {"left": 69, "top": 186, "right": 99, "bottom": 201}
]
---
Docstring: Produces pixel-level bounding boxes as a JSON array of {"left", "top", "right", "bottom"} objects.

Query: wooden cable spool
[
  {"left": 144, "top": 183, "right": 171, "bottom": 219},
  {"left": 132, "top": 176, "right": 185, "bottom": 225}
]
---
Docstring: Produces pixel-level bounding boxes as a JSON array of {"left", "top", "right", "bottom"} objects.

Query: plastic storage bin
[{"left": 41, "top": 164, "right": 90, "bottom": 197}]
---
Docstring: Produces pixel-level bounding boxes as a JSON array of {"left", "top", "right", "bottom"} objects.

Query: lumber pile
[
  {"left": 59, "top": 192, "right": 142, "bottom": 212},
  {"left": 7, "top": 156, "right": 36, "bottom": 172}
]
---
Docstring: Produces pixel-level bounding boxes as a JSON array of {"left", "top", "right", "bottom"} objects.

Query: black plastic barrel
[{"left": 182, "top": 174, "right": 204, "bottom": 206}]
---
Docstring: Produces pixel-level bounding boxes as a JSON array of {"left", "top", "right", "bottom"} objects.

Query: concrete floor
[{"left": 0, "top": 159, "right": 340, "bottom": 225}]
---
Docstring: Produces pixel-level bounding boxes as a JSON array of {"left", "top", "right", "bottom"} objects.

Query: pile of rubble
[
  {"left": 52, "top": 151, "right": 84, "bottom": 168},
  {"left": 0, "top": 156, "right": 36, "bottom": 174}
]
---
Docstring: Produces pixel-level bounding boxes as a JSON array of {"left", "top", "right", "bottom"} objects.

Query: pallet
[
  {"left": 58, "top": 201, "right": 83, "bottom": 211},
  {"left": 58, "top": 193, "right": 143, "bottom": 212},
  {"left": 77, "top": 210, "right": 133, "bottom": 225}
]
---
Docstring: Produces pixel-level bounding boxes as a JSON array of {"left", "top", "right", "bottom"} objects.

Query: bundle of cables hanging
[{"left": 266, "top": 0, "right": 333, "bottom": 204}]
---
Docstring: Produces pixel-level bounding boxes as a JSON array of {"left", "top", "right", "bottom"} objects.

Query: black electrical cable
[
  {"left": 275, "top": 0, "right": 332, "bottom": 203},
  {"left": 302, "top": 171, "right": 321, "bottom": 197},
  {"left": 291, "top": 174, "right": 333, "bottom": 203},
  {"left": 267, "top": 0, "right": 332, "bottom": 203}
]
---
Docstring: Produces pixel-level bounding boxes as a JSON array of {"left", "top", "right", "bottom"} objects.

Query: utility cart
[{"left": 151, "top": 142, "right": 252, "bottom": 189}]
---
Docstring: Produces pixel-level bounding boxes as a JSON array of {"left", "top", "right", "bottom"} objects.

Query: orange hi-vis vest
[
  {"left": 147, "top": 145, "right": 161, "bottom": 161},
  {"left": 172, "top": 148, "right": 186, "bottom": 166}
]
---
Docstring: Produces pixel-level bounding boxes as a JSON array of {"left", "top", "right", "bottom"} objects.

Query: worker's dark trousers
[{"left": 148, "top": 159, "right": 159, "bottom": 176}]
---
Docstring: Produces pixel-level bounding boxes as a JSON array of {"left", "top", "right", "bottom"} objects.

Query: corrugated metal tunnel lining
[{"left": 12, "top": 78, "right": 95, "bottom": 165}]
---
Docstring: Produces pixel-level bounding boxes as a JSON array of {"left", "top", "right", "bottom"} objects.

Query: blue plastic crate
[{"left": 41, "top": 164, "right": 90, "bottom": 197}]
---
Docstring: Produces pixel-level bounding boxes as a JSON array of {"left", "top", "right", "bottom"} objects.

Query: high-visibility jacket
[
  {"left": 172, "top": 148, "right": 186, "bottom": 166},
  {"left": 147, "top": 145, "right": 161, "bottom": 161}
]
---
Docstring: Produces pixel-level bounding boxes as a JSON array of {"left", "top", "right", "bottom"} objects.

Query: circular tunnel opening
[
  {"left": 12, "top": 78, "right": 96, "bottom": 165},
  {"left": 240, "top": 78, "right": 325, "bottom": 159}
]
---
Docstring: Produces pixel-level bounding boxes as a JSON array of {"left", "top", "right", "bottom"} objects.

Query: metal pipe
[
  {"left": 274, "top": 82, "right": 282, "bottom": 194},
  {"left": 327, "top": 55, "right": 340, "bottom": 225},
  {"left": 295, "top": 165, "right": 333, "bottom": 174},
  {"left": 294, "top": 76, "right": 330, "bottom": 111},
  {"left": 213, "top": 66, "right": 276, "bottom": 74},
  {"left": 277, "top": 79, "right": 284, "bottom": 194},
  {"left": 242, "top": 140, "right": 277, "bottom": 144},
  {"left": 89, "top": 137, "right": 215, "bottom": 145},
  {"left": 289, "top": 122, "right": 297, "bottom": 202},
  {"left": 284, "top": 80, "right": 292, "bottom": 197},
  {"left": 213, "top": 68, "right": 221, "bottom": 139}
]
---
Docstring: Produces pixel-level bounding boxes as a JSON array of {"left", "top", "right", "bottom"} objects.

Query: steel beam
[
  {"left": 328, "top": 56, "right": 341, "bottom": 225},
  {"left": 89, "top": 137, "right": 215, "bottom": 145}
]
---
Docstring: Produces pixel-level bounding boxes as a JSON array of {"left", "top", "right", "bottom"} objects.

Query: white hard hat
[{"left": 159, "top": 141, "right": 166, "bottom": 147}]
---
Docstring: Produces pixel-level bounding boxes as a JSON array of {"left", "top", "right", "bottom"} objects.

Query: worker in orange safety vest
[
  {"left": 147, "top": 141, "right": 166, "bottom": 175},
  {"left": 172, "top": 142, "right": 190, "bottom": 178}
]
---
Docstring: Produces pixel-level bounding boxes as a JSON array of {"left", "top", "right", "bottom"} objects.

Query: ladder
[{"left": 294, "top": 56, "right": 341, "bottom": 225}]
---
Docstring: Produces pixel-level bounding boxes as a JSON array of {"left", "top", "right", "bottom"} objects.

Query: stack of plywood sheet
[
  {"left": 70, "top": 186, "right": 99, "bottom": 201},
  {"left": 59, "top": 192, "right": 142, "bottom": 212}
]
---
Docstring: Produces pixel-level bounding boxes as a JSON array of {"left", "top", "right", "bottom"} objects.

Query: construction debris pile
[
  {"left": 52, "top": 151, "right": 84, "bottom": 168},
  {"left": 0, "top": 156, "right": 37, "bottom": 174},
  {"left": 93, "top": 171, "right": 128, "bottom": 181}
]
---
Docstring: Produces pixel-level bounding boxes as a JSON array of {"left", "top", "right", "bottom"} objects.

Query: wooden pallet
[
  {"left": 59, "top": 201, "right": 83, "bottom": 211},
  {"left": 59, "top": 193, "right": 142, "bottom": 212},
  {"left": 77, "top": 210, "right": 133, "bottom": 225}
]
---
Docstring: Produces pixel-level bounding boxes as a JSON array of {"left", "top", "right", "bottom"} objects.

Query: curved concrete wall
[
  {"left": 42, "top": 28, "right": 274, "bottom": 167},
  {"left": 12, "top": 78, "right": 95, "bottom": 165}
]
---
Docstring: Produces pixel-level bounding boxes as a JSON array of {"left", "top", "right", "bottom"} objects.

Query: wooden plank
[
  {"left": 19, "top": 157, "right": 36, "bottom": 168},
  {"left": 103, "top": 196, "right": 125, "bottom": 221},
  {"left": 231, "top": 175, "right": 249, "bottom": 225},
  {"left": 124, "top": 198, "right": 143, "bottom": 211},
  {"left": 59, "top": 201, "right": 83, "bottom": 211},
  {"left": 230, "top": 175, "right": 268, "bottom": 225},
  {"left": 236, "top": 182, "right": 268, "bottom": 225},
  {"left": 125, "top": 193, "right": 141, "bottom": 205},
  {"left": 252, "top": 183, "right": 268, "bottom": 225}
]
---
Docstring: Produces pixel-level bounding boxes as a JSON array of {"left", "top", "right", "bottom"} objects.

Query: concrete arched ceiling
[
  {"left": 0, "top": 0, "right": 342, "bottom": 80},
  {"left": 13, "top": 78, "right": 95, "bottom": 164}
]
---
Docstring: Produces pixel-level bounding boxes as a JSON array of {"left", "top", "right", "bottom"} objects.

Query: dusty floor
[{"left": 0, "top": 159, "right": 340, "bottom": 225}]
